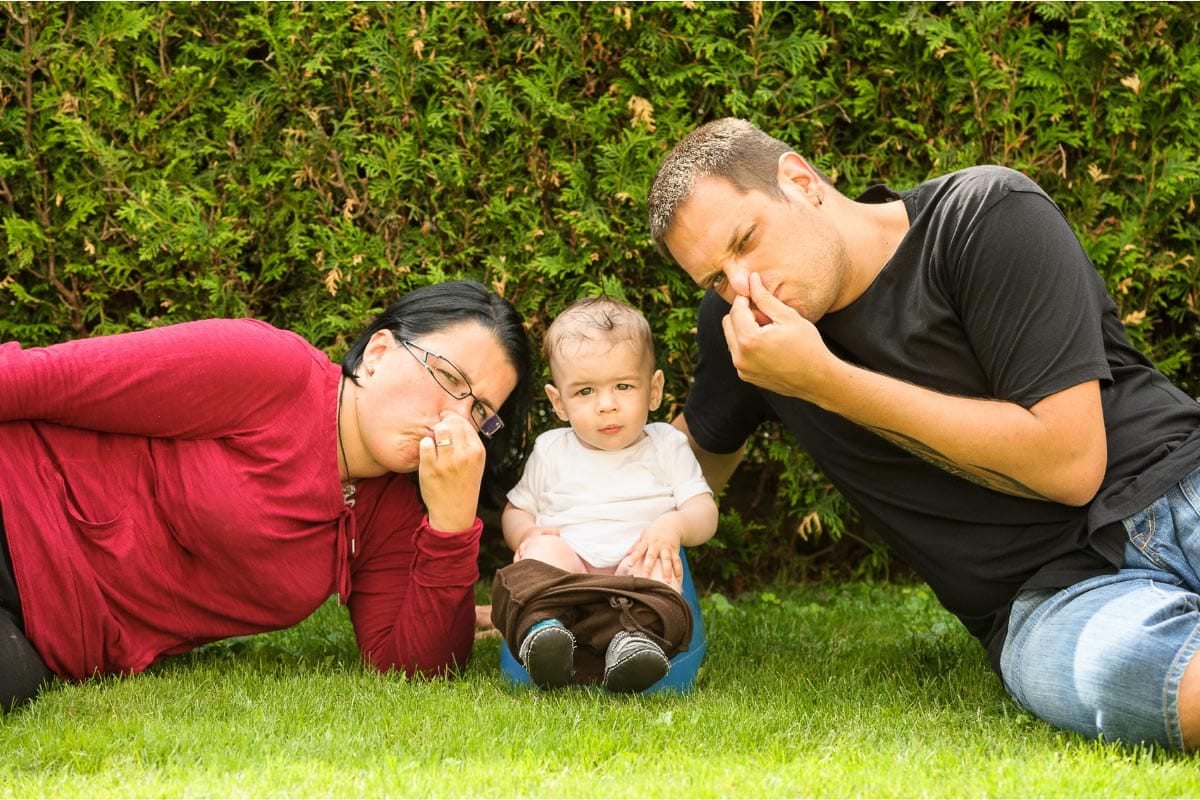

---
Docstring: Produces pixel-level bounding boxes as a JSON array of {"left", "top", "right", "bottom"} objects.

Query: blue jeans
[{"left": 1001, "top": 465, "right": 1200, "bottom": 749}]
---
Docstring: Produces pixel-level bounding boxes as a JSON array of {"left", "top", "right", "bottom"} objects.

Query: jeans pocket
[{"left": 1124, "top": 504, "right": 1170, "bottom": 572}]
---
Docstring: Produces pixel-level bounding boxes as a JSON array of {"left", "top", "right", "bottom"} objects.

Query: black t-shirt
[{"left": 684, "top": 166, "right": 1200, "bottom": 674}]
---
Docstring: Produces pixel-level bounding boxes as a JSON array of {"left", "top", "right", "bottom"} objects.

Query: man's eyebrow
[
  {"left": 729, "top": 223, "right": 756, "bottom": 253},
  {"left": 725, "top": 225, "right": 745, "bottom": 255},
  {"left": 696, "top": 268, "right": 723, "bottom": 290}
]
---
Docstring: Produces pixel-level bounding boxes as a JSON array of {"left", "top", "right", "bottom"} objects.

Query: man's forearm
[{"left": 811, "top": 360, "right": 1106, "bottom": 506}]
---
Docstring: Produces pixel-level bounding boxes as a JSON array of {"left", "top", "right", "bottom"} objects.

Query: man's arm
[
  {"left": 670, "top": 414, "right": 746, "bottom": 496},
  {"left": 724, "top": 274, "right": 1107, "bottom": 507}
]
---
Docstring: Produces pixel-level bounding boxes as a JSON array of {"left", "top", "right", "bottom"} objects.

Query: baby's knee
[{"left": 518, "top": 535, "right": 585, "bottom": 572}]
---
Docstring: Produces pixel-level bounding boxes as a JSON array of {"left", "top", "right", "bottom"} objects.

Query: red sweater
[{"left": 0, "top": 319, "right": 480, "bottom": 681}]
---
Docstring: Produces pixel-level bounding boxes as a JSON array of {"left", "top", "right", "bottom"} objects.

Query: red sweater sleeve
[
  {"left": 0, "top": 319, "right": 318, "bottom": 437},
  {"left": 346, "top": 475, "right": 481, "bottom": 677}
]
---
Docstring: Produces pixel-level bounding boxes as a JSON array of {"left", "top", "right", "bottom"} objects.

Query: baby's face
[{"left": 545, "top": 338, "right": 663, "bottom": 452}]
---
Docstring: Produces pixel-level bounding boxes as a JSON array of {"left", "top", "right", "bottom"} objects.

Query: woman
[{"left": 0, "top": 280, "right": 531, "bottom": 709}]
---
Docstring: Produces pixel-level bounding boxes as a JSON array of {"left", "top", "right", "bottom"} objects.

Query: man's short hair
[{"left": 647, "top": 117, "right": 828, "bottom": 260}]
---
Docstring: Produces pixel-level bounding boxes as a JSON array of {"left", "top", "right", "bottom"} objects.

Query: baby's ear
[
  {"left": 649, "top": 369, "right": 665, "bottom": 411},
  {"left": 544, "top": 383, "right": 570, "bottom": 421}
]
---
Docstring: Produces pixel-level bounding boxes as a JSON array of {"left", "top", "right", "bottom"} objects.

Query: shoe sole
[
  {"left": 604, "top": 649, "right": 669, "bottom": 694},
  {"left": 523, "top": 627, "right": 574, "bottom": 690}
]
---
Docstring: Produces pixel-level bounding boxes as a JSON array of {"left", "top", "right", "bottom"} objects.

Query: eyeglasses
[{"left": 400, "top": 340, "right": 504, "bottom": 438}]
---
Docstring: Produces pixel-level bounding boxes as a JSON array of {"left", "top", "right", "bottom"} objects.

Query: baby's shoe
[
  {"left": 603, "top": 630, "right": 669, "bottom": 693},
  {"left": 518, "top": 618, "right": 575, "bottom": 690}
]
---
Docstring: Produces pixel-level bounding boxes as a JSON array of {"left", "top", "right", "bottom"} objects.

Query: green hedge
[{"left": 3, "top": 2, "right": 1198, "bottom": 587}]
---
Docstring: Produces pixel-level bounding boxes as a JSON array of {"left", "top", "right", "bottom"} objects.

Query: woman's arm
[
  {"left": 347, "top": 479, "right": 481, "bottom": 678},
  {"left": 0, "top": 319, "right": 313, "bottom": 438}
]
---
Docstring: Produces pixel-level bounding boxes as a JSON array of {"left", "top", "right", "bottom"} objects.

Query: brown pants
[{"left": 491, "top": 559, "right": 693, "bottom": 685}]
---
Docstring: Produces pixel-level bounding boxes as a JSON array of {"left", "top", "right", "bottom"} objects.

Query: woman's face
[{"left": 352, "top": 320, "right": 519, "bottom": 475}]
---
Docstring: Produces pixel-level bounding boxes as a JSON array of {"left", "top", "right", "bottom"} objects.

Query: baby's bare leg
[{"left": 517, "top": 534, "right": 590, "bottom": 573}]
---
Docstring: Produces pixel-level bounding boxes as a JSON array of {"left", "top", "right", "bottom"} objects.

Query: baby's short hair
[{"left": 543, "top": 296, "right": 655, "bottom": 377}]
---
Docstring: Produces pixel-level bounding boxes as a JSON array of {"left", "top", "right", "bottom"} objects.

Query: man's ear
[
  {"left": 649, "top": 369, "right": 665, "bottom": 412},
  {"left": 777, "top": 152, "right": 822, "bottom": 206},
  {"left": 544, "top": 383, "right": 570, "bottom": 422}
]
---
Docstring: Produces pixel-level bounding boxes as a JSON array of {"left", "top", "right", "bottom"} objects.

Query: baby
[{"left": 502, "top": 296, "right": 718, "bottom": 692}]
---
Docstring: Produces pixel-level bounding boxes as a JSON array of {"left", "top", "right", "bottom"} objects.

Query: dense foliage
[{"left": 2, "top": 2, "right": 1197, "bottom": 587}]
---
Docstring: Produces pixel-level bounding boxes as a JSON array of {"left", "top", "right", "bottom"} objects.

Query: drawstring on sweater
[{"left": 334, "top": 506, "right": 356, "bottom": 601}]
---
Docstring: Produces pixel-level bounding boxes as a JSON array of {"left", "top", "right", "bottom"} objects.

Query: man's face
[{"left": 663, "top": 171, "right": 846, "bottom": 326}]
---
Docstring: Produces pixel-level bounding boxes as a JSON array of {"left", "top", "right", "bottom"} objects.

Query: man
[{"left": 647, "top": 117, "right": 1200, "bottom": 749}]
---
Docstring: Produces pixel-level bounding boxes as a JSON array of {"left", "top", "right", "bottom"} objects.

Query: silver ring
[{"left": 435, "top": 438, "right": 453, "bottom": 447}]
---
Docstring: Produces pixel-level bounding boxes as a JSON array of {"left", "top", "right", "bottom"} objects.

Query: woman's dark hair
[{"left": 341, "top": 280, "right": 532, "bottom": 508}]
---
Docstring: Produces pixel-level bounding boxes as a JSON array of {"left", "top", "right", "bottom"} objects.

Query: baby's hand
[{"left": 621, "top": 524, "right": 683, "bottom": 589}]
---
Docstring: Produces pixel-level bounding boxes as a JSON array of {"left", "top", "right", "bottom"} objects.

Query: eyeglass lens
[{"left": 402, "top": 340, "right": 504, "bottom": 437}]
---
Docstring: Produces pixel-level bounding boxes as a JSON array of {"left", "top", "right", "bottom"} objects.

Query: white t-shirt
[{"left": 506, "top": 422, "right": 714, "bottom": 567}]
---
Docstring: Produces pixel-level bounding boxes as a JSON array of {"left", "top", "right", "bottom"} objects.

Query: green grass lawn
[{"left": 0, "top": 581, "right": 1195, "bottom": 798}]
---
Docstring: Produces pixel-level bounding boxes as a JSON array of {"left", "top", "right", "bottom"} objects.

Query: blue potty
[{"left": 499, "top": 551, "right": 707, "bottom": 693}]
